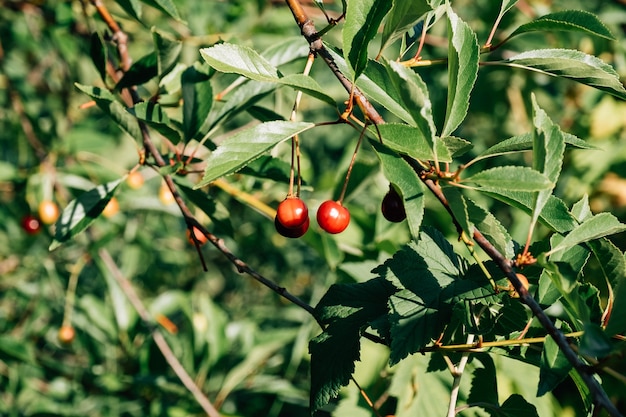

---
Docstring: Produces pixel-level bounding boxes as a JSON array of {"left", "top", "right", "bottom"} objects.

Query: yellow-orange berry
[
  {"left": 38, "top": 200, "right": 60, "bottom": 225},
  {"left": 58, "top": 325, "right": 76, "bottom": 344}
]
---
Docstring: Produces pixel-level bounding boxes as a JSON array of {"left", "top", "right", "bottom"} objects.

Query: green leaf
[
  {"left": 371, "top": 140, "right": 425, "bottom": 241},
  {"left": 474, "top": 132, "right": 596, "bottom": 163},
  {"left": 115, "top": 52, "right": 158, "bottom": 90},
  {"left": 374, "top": 123, "right": 449, "bottom": 162},
  {"left": 115, "top": 0, "right": 142, "bottom": 21},
  {"left": 379, "top": 0, "right": 431, "bottom": 54},
  {"left": 466, "top": 197, "right": 515, "bottom": 259},
  {"left": 505, "top": 49, "right": 626, "bottom": 100},
  {"left": 50, "top": 179, "right": 122, "bottom": 250},
  {"left": 537, "top": 336, "right": 572, "bottom": 396},
  {"left": 442, "top": 187, "right": 472, "bottom": 238},
  {"left": 127, "top": 101, "right": 182, "bottom": 143},
  {"left": 441, "top": 6, "right": 479, "bottom": 137},
  {"left": 467, "top": 357, "right": 498, "bottom": 405},
  {"left": 442, "top": 135, "right": 473, "bottom": 158},
  {"left": 482, "top": 190, "right": 577, "bottom": 233},
  {"left": 571, "top": 194, "right": 593, "bottom": 223},
  {"left": 549, "top": 212, "right": 626, "bottom": 256},
  {"left": 182, "top": 63, "right": 213, "bottom": 142},
  {"left": 580, "top": 322, "right": 613, "bottom": 358},
  {"left": 606, "top": 274, "right": 626, "bottom": 336},
  {"left": 237, "top": 155, "right": 293, "bottom": 183},
  {"left": 152, "top": 28, "right": 182, "bottom": 78},
  {"left": 74, "top": 83, "right": 142, "bottom": 142},
  {"left": 466, "top": 166, "right": 553, "bottom": 192},
  {"left": 343, "top": 0, "right": 392, "bottom": 78},
  {"left": 588, "top": 237, "right": 625, "bottom": 287},
  {"left": 497, "top": 394, "right": 540, "bottom": 417},
  {"left": 528, "top": 95, "right": 565, "bottom": 239},
  {"left": 310, "top": 278, "right": 396, "bottom": 412},
  {"left": 201, "top": 43, "right": 280, "bottom": 81},
  {"left": 507, "top": 10, "right": 614, "bottom": 41},
  {"left": 176, "top": 182, "right": 233, "bottom": 236},
  {"left": 141, "top": 0, "right": 182, "bottom": 22},
  {"left": 195, "top": 121, "right": 315, "bottom": 188},
  {"left": 89, "top": 32, "right": 108, "bottom": 82},
  {"left": 200, "top": 43, "right": 335, "bottom": 105},
  {"left": 386, "top": 60, "right": 437, "bottom": 151}
]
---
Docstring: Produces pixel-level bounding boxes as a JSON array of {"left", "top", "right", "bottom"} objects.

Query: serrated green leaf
[
  {"left": 373, "top": 123, "right": 448, "bottom": 162},
  {"left": 528, "top": 95, "right": 565, "bottom": 239},
  {"left": 442, "top": 187, "right": 472, "bottom": 237},
  {"left": 380, "top": 0, "right": 431, "bottom": 54},
  {"left": 466, "top": 166, "right": 553, "bottom": 192},
  {"left": 386, "top": 60, "right": 436, "bottom": 150},
  {"left": 538, "top": 336, "right": 572, "bottom": 396},
  {"left": 115, "top": 52, "right": 158, "bottom": 90},
  {"left": 482, "top": 190, "right": 577, "bottom": 233},
  {"left": 441, "top": 7, "right": 479, "bottom": 137},
  {"left": 75, "top": 83, "right": 142, "bottom": 142},
  {"left": 474, "top": 132, "right": 596, "bottom": 163},
  {"left": 549, "top": 212, "right": 626, "bottom": 256},
  {"left": 580, "top": 322, "right": 613, "bottom": 358},
  {"left": 310, "top": 278, "right": 396, "bottom": 412},
  {"left": 505, "top": 49, "right": 626, "bottom": 100},
  {"left": 343, "top": 0, "right": 392, "bottom": 78},
  {"left": 50, "top": 179, "right": 122, "bottom": 250},
  {"left": 571, "top": 194, "right": 593, "bottom": 223},
  {"left": 195, "top": 121, "right": 315, "bottom": 188},
  {"left": 152, "top": 28, "right": 182, "bottom": 78},
  {"left": 182, "top": 63, "right": 213, "bottom": 142},
  {"left": 371, "top": 140, "right": 425, "bottom": 241},
  {"left": 507, "top": 10, "right": 614, "bottom": 41},
  {"left": 442, "top": 135, "right": 473, "bottom": 158},
  {"left": 127, "top": 101, "right": 182, "bottom": 143},
  {"left": 466, "top": 197, "right": 514, "bottom": 259}
]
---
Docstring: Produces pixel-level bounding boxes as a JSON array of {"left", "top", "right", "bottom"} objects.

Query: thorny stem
[{"left": 284, "top": 1, "right": 623, "bottom": 415}]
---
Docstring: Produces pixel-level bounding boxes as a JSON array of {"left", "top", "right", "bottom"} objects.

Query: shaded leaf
[
  {"left": 466, "top": 197, "right": 514, "bottom": 259},
  {"left": 442, "top": 187, "right": 472, "bottom": 238},
  {"left": 195, "top": 121, "right": 315, "bottom": 188},
  {"left": 182, "top": 63, "right": 213, "bottom": 142},
  {"left": 507, "top": 10, "right": 614, "bottom": 41},
  {"left": 605, "top": 274, "right": 626, "bottom": 336},
  {"left": 127, "top": 101, "right": 182, "bottom": 143},
  {"left": 580, "top": 322, "right": 613, "bottom": 358},
  {"left": 371, "top": 140, "right": 425, "bottom": 241},
  {"left": 466, "top": 166, "right": 553, "bottom": 192},
  {"left": 142, "top": 0, "right": 182, "bottom": 22},
  {"left": 115, "top": 52, "right": 158, "bottom": 90},
  {"left": 538, "top": 336, "right": 571, "bottom": 396},
  {"left": 497, "top": 394, "right": 540, "bottom": 417},
  {"left": 343, "top": 0, "right": 392, "bottom": 78},
  {"left": 153, "top": 28, "right": 182, "bottom": 78},
  {"left": 115, "top": 0, "right": 142, "bottom": 21},
  {"left": 89, "top": 32, "right": 108, "bottom": 82},
  {"left": 505, "top": 49, "right": 626, "bottom": 100},
  {"left": 441, "top": 6, "right": 479, "bottom": 137},
  {"left": 237, "top": 155, "right": 293, "bottom": 183},
  {"left": 50, "top": 179, "right": 122, "bottom": 250},
  {"left": 75, "top": 83, "right": 142, "bottom": 142},
  {"left": 468, "top": 357, "right": 498, "bottom": 405}
]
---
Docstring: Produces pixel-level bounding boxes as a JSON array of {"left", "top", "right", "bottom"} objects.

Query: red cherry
[
  {"left": 21, "top": 215, "right": 42, "bottom": 234},
  {"left": 276, "top": 197, "right": 309, "bottom": 228},
  {"left": 316, "top": 200, "right": 350, "bottom": 234},
  {"left": 275, "top": 216, "right": 309, "bottom": 238},
  {"left": 381, "top": 185, "right": 406, "bottom": 223}
]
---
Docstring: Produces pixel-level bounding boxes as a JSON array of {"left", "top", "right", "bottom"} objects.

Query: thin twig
[{"left": 98, "top": 248, "right": 221, "bottom": 417}]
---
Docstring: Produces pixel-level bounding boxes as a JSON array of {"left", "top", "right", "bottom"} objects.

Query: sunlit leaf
[
  {"left": 195, "top": 121, "right": 315, "bottom": 188},
  {"left": 550, "top": 212, "right": 626, "bottom": 255},
  {"left": 441, "top": 6, "right": 479, "bottom": 137},
  {"left": 466, "top": 166, "right": 553, "bottom": 192},
  {"left": 343, "top": 0, "right": 392, "bottom": 78},
  {"left": 50, "top": 179, "right": 123, "bottom": 250},
  {"left": 507, "top": 10, "right": 614, "bottom": 41},
  {"left": 504, "top": 49, "right": 626, "bottom": 100},
  {"left": 127, "top": 101, "right": 182, "bottom": 143}
]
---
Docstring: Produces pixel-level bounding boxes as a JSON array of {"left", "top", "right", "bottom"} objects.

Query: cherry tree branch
[{"left": 284, "top": 1, "right": 622, "bottom": 416}]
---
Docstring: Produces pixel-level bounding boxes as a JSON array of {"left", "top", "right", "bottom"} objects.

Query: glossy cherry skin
[
  {"left": 275, "top": 216, "right": 310, "bottom": 238},
  {"left": 316, "top": 200, "right": 350, "bottom": 234},
  {"left": 381, "top": 185, "right": 406, "bottom": 223},
  {"left": 276, "top": 197, "right": 309, "bottom": 228}
]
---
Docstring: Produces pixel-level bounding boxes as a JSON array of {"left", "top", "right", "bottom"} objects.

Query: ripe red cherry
[
  {"left": 381, "top": 185, "right": 406, "bottom": 223},
  {"left": 275, "top": 216, "right": 310, "bottom": 238},
  {"left": 21, "top": 215, "right": 42, "bottom": 234},
  {"left": 316, "top": 200, "right": 350, "bottom": 234},
  {"left": 276, "top": 197, "right": 308, "bottom": 228}
]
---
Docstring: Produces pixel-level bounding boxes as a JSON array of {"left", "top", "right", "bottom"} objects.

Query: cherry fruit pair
[{"left": 274, "top": 197, "right": 350, "bottom": 238}]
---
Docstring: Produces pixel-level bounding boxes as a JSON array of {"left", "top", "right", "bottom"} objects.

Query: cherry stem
[{"left": 338, "top": 122, "right": 367, "bottom": 204}]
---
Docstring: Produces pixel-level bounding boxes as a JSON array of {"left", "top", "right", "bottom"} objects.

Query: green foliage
[{"left": 2, "top": 0, "right": 626, "bottom": 416}]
